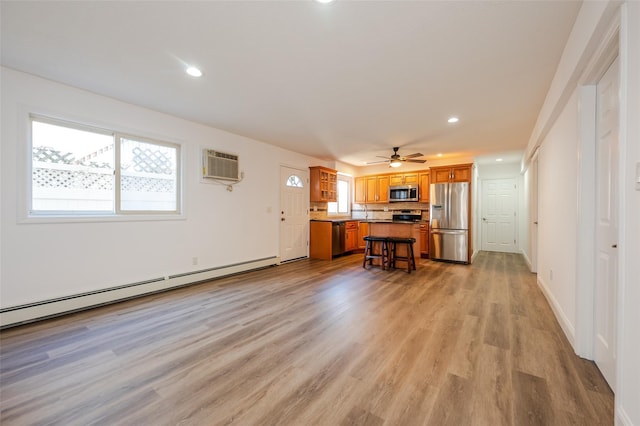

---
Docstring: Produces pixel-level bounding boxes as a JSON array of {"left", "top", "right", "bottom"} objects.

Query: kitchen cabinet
[
  {"left": 430, "top": 164, "right": 472, "bottom": 183},
  {"left": 366, "top": 175, "right": 389, "bottom": 203},
  {"left": 357, "top": 222, "right": 369, "bottom": 249},
  {"left": 389, "top": 173, "right": 419, "bottom": 186},
  {"left": 354, "top": 177, "right": 366, "bottom": 204},
  {"left": 419, "top": 172, "right": 430, "bottom": 202},
  {"left": 420, "top": 223, "right": 429, "bottom": 258},
  {"left": 309, "top": 166, "right": 337, "bottom": 202},
  {"left": 309, "top": 221, "right": 332, "bottom": 260},
  {"left": 356, "top": 175, "right": 389, "bottom": 203},
  {"left": 345, "top": 221, "right": 358, "bottom": 252}
]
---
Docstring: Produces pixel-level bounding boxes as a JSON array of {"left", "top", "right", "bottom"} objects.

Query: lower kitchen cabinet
[
  {"left": 420, "top": 223, "right": 429, "bottom": 258},
  {"left": 345, "top": 221, "right": 358, "bottom": 252},
  {"left": 358, "top": 222, "right": 369, "bottom": 249},
  {"left": 309, "top": 221, "right": 332, "bottom": 260}
]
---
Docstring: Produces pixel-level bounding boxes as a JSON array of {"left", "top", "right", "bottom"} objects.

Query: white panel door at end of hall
[
  {"left": 280, "top": 166, "right": 309, "bottom": 262},
  {"left": 481, "top": 178, "right": 517, "bottom": 252},
  {"left": 595, "top": 56, "right": 619, "bottom": 390}
]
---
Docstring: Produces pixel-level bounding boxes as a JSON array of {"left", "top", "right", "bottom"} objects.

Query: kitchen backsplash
[{"left": 310, "top": 201, "right": 430, "bottom": 221}]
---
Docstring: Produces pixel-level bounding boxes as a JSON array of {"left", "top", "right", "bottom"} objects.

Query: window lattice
[
  {"left": 33, "top": 168, "right": 113, "bottom": 190},
  {"left": 130, "top": 146, "right": 173, "bottom": 175}
]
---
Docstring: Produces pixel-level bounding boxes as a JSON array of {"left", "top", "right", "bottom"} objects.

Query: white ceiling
[{"left": 1, "top": 0, "right": 581, "bottom": 167}]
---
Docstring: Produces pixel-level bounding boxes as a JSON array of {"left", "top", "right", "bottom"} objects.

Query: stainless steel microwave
[{"left": 389, "top": 185, "right": 419, "bottom": 202}]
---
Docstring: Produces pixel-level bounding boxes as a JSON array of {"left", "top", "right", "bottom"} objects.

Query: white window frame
[
  {"left": 327, "top": 173, "right": 351, "bottom": 216},
  {"left": 25, "top": 114, "right": 183, "bottom": 222}
]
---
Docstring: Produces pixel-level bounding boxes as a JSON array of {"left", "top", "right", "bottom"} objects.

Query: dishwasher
[{"left": 332, "top": 222, "right": 346, "bottom": 256}]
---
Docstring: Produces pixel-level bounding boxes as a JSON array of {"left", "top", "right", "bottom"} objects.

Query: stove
[{"left": 392, "top": 209, "right": 423, "bottom": 222}]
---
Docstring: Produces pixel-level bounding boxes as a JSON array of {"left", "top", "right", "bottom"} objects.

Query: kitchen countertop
[{"left": 310, "top": 219, "right": 427, "bottom": 224}]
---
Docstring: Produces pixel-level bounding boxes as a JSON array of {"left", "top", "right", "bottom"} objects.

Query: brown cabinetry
[
  {"left": 419, "top": 172, "right": 430, "bottom": 202},
  {"left": 357, "top": 222, "right": 369, "bottom": 249},
  {"left": 430, "top": 164, "right": 472, "bottom": 183},
  {"left": 389, "top": 173, "right": 419, "bottom": 186},
  {"left": 345, "top": 221, "right": 359, "bottom": 252},
  {"left": 361, "top": 175, "right": 389, "bottom": 203},
  {"left": 309, "top": 166, "right": 337, "bottom": 202},
  {"left": 354, "top": 177, "right": 366, "bottom": 203},
  {"left": 420, "top": 223, "right": 429, "bottom": 258}
]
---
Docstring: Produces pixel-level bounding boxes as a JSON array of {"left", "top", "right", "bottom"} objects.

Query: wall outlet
[
  {"left": 313, "top": 206, "right": 317, "bottom": 212},
  {"left": 383, "top": 206, "right": 389, "bottom": 212},
  {"left": 192, "top": 257, "right": 198, "bottom": 266}
]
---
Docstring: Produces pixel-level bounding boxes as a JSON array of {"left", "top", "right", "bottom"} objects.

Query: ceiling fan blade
[
  {"left": 403, "top": 153, "right": 424, "bottom": 159},
  {"left": 376, "top": 156, "right": 391, "bottom": 159},
  {"left": 406, "top": 159, "right": 426, "bottom": 163},
  {"left": 366, "top": 159, "right": 390, "bottom": 164}
]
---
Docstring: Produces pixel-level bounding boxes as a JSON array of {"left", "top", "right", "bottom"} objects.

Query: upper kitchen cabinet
[
  {"left": 389, "top": 173, "right": 419, "bottom": 186},
  {"left": 309, "top": 166, "right": 337, "bottom": 202},
  {"left": 366, "top": 175, "right": 389, "bottom": 203},
  {"left": 430, "top": 164, "right": 473, "bottom": 183},
  {"left": 354, "top": 177, "right": 366, "bottom": 203},
  {"left": 354, "top": 175, "right": 389, "bottom": 203},
  {"left": 419, "top": 172, "right": 430, "bottom": 202}
]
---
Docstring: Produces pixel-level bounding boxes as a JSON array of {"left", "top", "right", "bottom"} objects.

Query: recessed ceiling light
[
  {"left": 447, "top": 117, "right": 459, "bottom": 124},
  {"left": 496, "top": 158, "right": 503, "bottom": 162},
  {"left": 186, "top": 66, "right": 203, "bottom": 77},
  {"left": 314, "top": 0, "right": 335, "bottom": 3},
  {"left": 437, "top": 153, "right": 443, "bottom": 157}
]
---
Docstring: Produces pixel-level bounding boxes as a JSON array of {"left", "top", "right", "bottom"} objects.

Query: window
[
  {"left": 328, "top": 173, "right": 351, "bottom": 215},
  {"left": 30, "top": 116, "right": 180, "bottom": 216},
  {"left": 286, "top": 174, "right": 303, "bottom": 187}
]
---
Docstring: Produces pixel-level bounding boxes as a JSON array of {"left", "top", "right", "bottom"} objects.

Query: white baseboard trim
[
  {"left": 521, "top": 249, "right": 533, "bottom": 271},
  {"left": 616, "top": 405, "right": 633, "bottom": 426},
  {"left": 536, "top": 276, "right": 576, "bottom": 349},
  {"left": 0, "top": 256, "right": 280, "bottom": 328}
]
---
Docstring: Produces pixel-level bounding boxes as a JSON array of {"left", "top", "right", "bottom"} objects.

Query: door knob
[
  {"left": 281, "top": 218, "right": 285, "bottom": 221},
  {"left": 534, "top": 221, "right": 538, "bottom": 224},
  {"left": 612, "top": 244, "right": 617, "bottom": 248},
  {"left": 482, "top": 217, "right": 487, "bottom": 221}
]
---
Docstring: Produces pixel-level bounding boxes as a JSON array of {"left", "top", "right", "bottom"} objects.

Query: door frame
[
  {"left": 480, "top": 178, "right": 518, "bottom": 253},
  {"left": 279, "top": 164, "right": 309, "bottom": 262},
  {"left": 574, "top": 21, "right": 620, "bottom": 366}
]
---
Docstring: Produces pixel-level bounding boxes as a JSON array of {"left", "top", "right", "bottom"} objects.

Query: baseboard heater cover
[{"left": 0, "top": 256, "right": 280, "bottom": 328}]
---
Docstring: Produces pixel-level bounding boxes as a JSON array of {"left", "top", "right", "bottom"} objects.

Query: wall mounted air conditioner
[{"left": 203, "top": 149, "right": 239, "bottom": 181}]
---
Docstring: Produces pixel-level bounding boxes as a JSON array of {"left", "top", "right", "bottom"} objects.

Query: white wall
[
  {"left": 619, "top": 2, "right": 640, "bottom": 423},
  {"left": 0, "top": 67, "right": 318, "bottom": 311},
  {"left": 536, "top": 90, "right": 579, "bottom": 344},
  {"left": 522, "top": 1, "right": 640, "bottom": 424}
]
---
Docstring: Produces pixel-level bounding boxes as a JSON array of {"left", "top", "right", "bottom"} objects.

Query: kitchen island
[{"left": 366, "top": 221, "right": 422, "bottom": 270}]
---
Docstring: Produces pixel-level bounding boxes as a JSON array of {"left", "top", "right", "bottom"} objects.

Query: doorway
[
  {"left": 594, "top": 56, "right": 619, "bottom": 389},
  {"left": 481, "top": 178, "right": 517, "bottom": 252},
  {"left": 279, "top": 166, "right": 309, "bottom": 262}
]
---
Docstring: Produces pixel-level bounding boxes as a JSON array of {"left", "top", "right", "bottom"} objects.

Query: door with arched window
[{"left": 280, "top": 166, "right": 309, "bottom": 262}]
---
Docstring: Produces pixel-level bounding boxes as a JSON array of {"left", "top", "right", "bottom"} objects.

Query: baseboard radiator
[{"left": 0, "top": 256, "right": 280, "bottom": 329}]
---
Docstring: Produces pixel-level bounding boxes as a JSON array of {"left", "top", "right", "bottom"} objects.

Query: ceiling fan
[{"left": 367, "top": 147, "right": 426, "bottom": 168}]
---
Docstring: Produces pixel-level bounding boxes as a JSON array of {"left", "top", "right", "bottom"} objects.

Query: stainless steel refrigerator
[{"left": 429, "top": 182, "right": 470, "bottom": 263}]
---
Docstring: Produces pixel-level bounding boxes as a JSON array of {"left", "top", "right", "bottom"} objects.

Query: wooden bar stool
[
  {"left": 362, "top": 236, "right": 390, "bottom": 270},
  {"left": 388, "top": 237, "right": 417, "bottom": 273}
]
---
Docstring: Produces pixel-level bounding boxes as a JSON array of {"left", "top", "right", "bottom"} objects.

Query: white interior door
[
  {"left": 530, "top": 153, "right": 539, "bottom": 273},
  {"left": 594, "top": 56, "right": 619, "bottom": 389},
  {"left": 481, "top": 178, "right": 517, "bottom": 252},
  {"left": 280, "top": 166, "right": 309, "bottom": 262}
]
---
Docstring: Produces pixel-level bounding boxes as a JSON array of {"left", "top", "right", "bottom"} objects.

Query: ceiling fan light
[{"left": 389, "top": 160, "right": 402, "bottom": 168}]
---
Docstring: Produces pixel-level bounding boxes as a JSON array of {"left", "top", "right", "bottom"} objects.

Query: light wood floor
[{"left": 0, "top": 252, "right": 613, "bottom": 425}]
